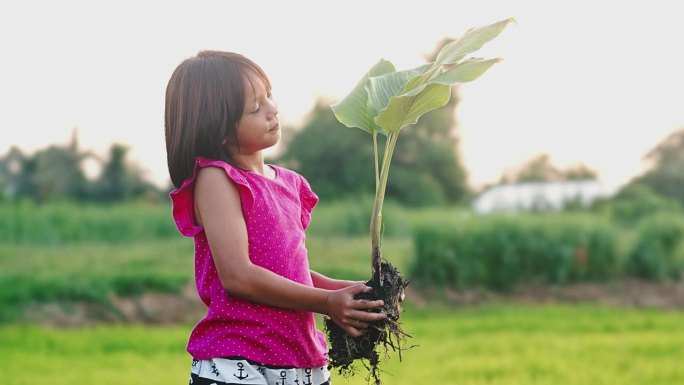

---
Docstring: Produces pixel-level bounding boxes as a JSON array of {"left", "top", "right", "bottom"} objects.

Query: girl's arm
[
  {"left": 310, "top": 271, "right": 360, "bottom": 290},
  {"left": 195, "top": 167, "right": 385, "bottom": 337}
]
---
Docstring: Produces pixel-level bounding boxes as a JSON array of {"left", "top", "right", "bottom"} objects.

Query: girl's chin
[
  {"left": 265, "top": 135, "right": 281, "bottom": 149},
  {"left": 268, "top": 129, "right": 281, "bottom": 141}
]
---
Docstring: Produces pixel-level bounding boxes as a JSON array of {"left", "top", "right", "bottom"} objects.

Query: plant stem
[
  {"left": 370, "top": 132, "right": 399, "bottom": 285},
  {"left": 373, "top": 132, "right": 379, "bottom": 194}
]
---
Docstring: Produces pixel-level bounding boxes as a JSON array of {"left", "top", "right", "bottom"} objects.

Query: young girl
[{"left": 165, "top": 51, "right": 386, "bottom": 385}]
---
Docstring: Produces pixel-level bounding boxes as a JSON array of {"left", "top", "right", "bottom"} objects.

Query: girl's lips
[{"left": 269, "top": 123, "right": 280, "bottom": 132}]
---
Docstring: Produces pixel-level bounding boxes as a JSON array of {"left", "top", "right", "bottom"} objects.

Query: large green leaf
[
  {"left": 332, "top": 18, "right": 514, "bottom": 135},
  {"left": 430, "top": 58, "right": 502, "bottom": 85},
  {"left": 402, "top": 57, "right": 503, "bottom": 97},
  {"left": 330, "top": 59, "right": 395, "bottom": 133},
  {"left": 433, "top": 18, "right": 515, "bottom": 67},
  {"left": 365, "top": 63, "right": 432, "bottom": 131},
  {"left": 374, "top": 83, "right": 451, "bottom": 133},
  {"left": 396, "top": 18, "right": 513, "bottom": 99},
  {"left": 373, "top": 57, "right": 502, "bottom": 132},
  {"left": 395, "top": 68, "right": 440, "bottom": 102}
]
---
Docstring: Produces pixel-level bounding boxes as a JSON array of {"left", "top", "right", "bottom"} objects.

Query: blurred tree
[
  {"left": 28, "top": 130, "right": 91, "bottom": 202},
  {"left": 276, "top": 38, "right": 469, "bottom": 206},
  {"left": 0, "top": 146, "right": 29, "bottom": 198},
  {"left": 627, "top": 128, "right": 684, "bottom": 206},
  {"left": 387, "top": 81, "right": 468, "bottom": 204},
  {"left": 93, "top": 143, "right": 158, "bottom": 202},
  {"left": 563, "top": 162, "right": 599, "bottom": 180},
  {"left": 0, "top": 130, "right": 161, "bottom": 203},
  {"left": 644, "top": 127, "right": 684, "bottom": 166},
  {"left": 502, "top": 154, "right": 598, "bottom": 183},
  {"left": 504, "top": 154, "right": 562, "bottom": 183},
  {"left": 276, "top": 100, "right": 376, "bottom": 200},
  {"left": 591, "top": 183, "right": 682, "bottom": 224},
  {"left": 277, "top": 92, "right": 468, "bottom": 206}
]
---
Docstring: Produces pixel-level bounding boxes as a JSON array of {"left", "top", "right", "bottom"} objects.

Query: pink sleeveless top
[{"left": 170, "top": 157, "right": 328, "bottom": 367}]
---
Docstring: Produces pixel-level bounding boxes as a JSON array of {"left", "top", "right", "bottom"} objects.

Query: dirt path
[
  {"left": 23, "top": 282, "right": 206, "bottom": 327},
  {"left": 408, "top": 279, "right": 684, "bottom": 310},
  {"left": 20, "top": 279, "right": 684, "bottom": 327}
]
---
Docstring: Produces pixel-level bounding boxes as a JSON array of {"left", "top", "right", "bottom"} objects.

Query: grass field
[
  {"left": 2, "top": 304, "right": 684, "bottom": 385},
  {"left": 2, "top": 201, "right": 683, "bottom": 384},
  {"left": 0, "top": 235, "right": 413, "bottom": 322}
]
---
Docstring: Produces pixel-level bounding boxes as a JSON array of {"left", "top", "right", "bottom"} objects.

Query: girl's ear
[
  {"left": 223, "top": 130, "right": 240, "bottom": 153},
  {"left": 222, "top": 135, "right": 239, "bottom": 151}
]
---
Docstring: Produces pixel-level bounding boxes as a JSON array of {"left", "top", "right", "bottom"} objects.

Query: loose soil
[{"left": 324, "top": 261, "right": 410, "bottom": 385}]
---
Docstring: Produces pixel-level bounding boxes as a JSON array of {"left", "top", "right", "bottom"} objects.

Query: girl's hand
[
  {"left": 309, "top": 271, "right": 364, "bottom": 291},
  {"left": 325, "top": 283, "right": 386, "bottom": 338}
]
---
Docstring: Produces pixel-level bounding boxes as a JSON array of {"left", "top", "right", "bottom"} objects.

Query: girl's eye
[{"left": 250, "top": 93, "right": 272, "bottom": 114}]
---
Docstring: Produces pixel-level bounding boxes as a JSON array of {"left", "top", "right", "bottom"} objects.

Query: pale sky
[{"left": 1, "top": 1, "right": 682, "bottom": 192}]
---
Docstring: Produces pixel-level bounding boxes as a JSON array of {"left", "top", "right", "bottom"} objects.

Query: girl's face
[{"left": 229, "top": 71, "right": 280, "bottom": 155}]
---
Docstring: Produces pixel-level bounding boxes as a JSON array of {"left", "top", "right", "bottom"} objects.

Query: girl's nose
[{"left": 268, "top": 99, "right": 279, "bottom": 117}]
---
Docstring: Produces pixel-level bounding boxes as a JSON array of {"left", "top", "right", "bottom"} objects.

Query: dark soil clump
[{"left": 324, "top": 260, "right": 411, "bottom": 384}]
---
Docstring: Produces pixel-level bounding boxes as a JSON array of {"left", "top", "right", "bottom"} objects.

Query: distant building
[{"left": 473, "top": 179, "right": 617, "bottom": 214}]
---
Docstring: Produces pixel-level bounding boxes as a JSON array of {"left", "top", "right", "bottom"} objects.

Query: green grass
[
  {"left": 0, "top": 239, "right": 194, "bottom": 321},
  {"left": 0, "top": 199, "right": 422, "bottom": 321},
  {"left": 2, "top": 305, "right": 683, "bottom": 384},
  {"left": 379, "top": 305, "right": 684, "bottom": 385},
  {"left": 1, "top": 201, "right": 681, "bottom": 384},
  {"left": 307, "top": 236, "right": 413, "bottom": 281},
  {"left": 0, "top": 200, "right": 178, "bottom": 244},
  {"left": 0, "top": 235, "right": 411, "bottom": 322},
  {"left": 0, "top": 200, "right": 467, "bottom": 243},
  {"left": 0, "top": 325, "right": 189, "bottom": 383}
]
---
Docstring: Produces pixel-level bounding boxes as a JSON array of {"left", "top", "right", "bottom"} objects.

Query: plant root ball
[{"left": 324, "top": 260, "right": 410, "bottom": 384}]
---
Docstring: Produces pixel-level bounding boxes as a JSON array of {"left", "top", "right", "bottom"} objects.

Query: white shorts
[{"left": 189, "top": 357, "right": 331, "bottom": 385}]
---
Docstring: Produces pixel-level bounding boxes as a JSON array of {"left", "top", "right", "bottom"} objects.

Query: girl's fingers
[
  {"left": 347, "top": 284, "right": 372, "bottom": 295},
  {"left": 356, "top": 299, "right": 384, "bottom": 309},
  {"left": 343, "top": 319, "right": 370, "bottom": 337},
  {"left": 350, "top": 310, "right": 387, "bottom": 323},
  {"left": 345, "top": 326, "right": 364, "bottom": 338},
  {"left": 347, "top": 319, "right": 369, "bottom": 330}
]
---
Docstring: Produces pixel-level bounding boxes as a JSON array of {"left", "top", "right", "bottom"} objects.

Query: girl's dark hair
[{"left": 164, "top": 51, "right": 271, "bottom": 187}]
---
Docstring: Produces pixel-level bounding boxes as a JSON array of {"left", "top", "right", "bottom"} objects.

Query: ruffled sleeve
[
  {"left": 298, "top": 174, "right": 319, "bottom": 230},
  {"left": 169, "top": 157, "right": 254, "bottom": 237}
]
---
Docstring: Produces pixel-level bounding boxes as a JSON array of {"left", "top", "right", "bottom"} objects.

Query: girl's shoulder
[
  {"left": 270, "top": 165, "right": 317, "bottom": 196},
  {"left": 171, "top": 157, "right": 249, "bottom": 193},
  {"left": 169, "top": 157, "right": 254, "bottom": 237},
  {"left": 270, "top": 164, "right": 301, "bottom": 181}
]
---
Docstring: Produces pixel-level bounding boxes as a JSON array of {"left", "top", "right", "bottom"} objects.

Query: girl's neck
[{"left": 231, "top": 152, "right": 268, "bottom": 175}]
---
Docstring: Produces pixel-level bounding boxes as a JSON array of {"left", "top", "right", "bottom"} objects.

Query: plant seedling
[{"left": 324, "top": 17, "right": 515, "bottom": 384}]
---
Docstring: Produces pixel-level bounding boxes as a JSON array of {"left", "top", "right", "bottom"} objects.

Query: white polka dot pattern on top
[{"left": 170, "top": 157, "right": 328, "bottom": 368}]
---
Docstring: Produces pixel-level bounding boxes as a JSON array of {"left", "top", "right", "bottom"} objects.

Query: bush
[
  {"left": 0, "top": 199, "right": 467, "bottom": 244},
  {"left": 0, "top": 200, "right": 177, "bottom": 245},
  {"left": 307, "top": 196, "right": 415, "bottom": 238},
  {"left": 624, "top": 215, "right": 684, "bottom": 281},
  {"left": 410, "top": 213, "right": 620, "bottom": 291},
  {"left": 593, "top": 184, "right": 683, "bottom": 224}
]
